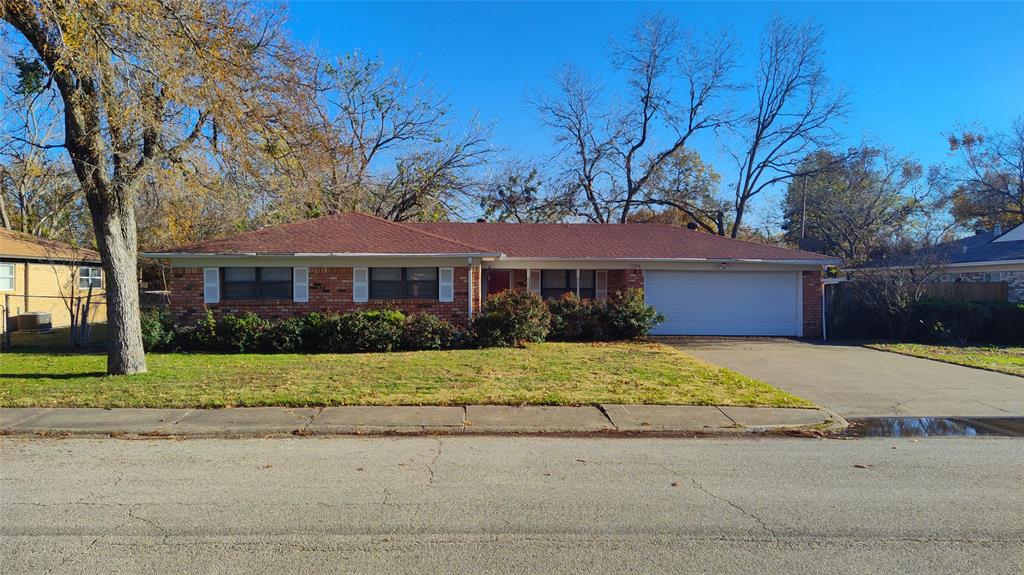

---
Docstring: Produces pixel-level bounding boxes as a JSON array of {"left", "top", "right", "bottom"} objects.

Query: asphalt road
[{"left": 2, "top": 436, "right": 1022, "bottom": 574}]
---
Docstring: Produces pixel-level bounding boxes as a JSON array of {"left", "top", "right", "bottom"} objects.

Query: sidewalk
[{"left": 0, "top": 405, "right": 845, "bottom": 437}]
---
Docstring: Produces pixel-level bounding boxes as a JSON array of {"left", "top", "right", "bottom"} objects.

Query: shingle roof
[
  {"left": 154, "top": 211, "right": 835, "bottom": 262},
  {"left": 164, "top": 212, "right": 492, "bottom": 255},
  {"left": 409, "top": 221, "right": 832, "bottom": 261},
  {"left": 870, "top": 229, "right": 1024, "bottom": 267},
  {"left": 0, "top": 228, "right": 101, "bottom": 263}
]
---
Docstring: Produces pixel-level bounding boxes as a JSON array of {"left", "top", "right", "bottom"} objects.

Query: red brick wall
[
  {"left": 168, "top": 266, "right": 474, "bottom": 326},
  {"left": 607, "top": 269, "right": 645, "bottom": 296},
  {"left": 802, "top": 270, "right": 823, "bottom": 338}
]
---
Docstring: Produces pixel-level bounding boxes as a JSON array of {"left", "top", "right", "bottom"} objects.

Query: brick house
[{"left": 146, "top": 212, "right": 839, "bottom": 337}]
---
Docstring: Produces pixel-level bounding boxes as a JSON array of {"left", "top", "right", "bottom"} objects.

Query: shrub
[
  {"left": 472, "top": 289, "right": 551, "bottom": 347},
  {"left": 982, "top": 303, "right": 1024, "bottom": 344},
  {"left": 402, "top": 313, "right": 459, "bottom": 350},
  {"left": 177, "top": 309, "right": 219, "bottom": 351},
  {"left": 604, "top": 288, "right": 664, "bottom": 340},
  {"left": 140, "top": 309, "right": 176, "bottom": 351},
  {"left": 263, "top": 316, "right": 307, "bottom": 353},
  {"left": 332, "top": 309, "right": 406, "bottom": 353},
  {"left": 909, "top": 299, "right": 992, "bottom": 345},
  {"left": 547, "top": 292, "right": 605, "bottom": 341},
  {"left": 218, "top": 312, "right": 271, "bottom": 353}
]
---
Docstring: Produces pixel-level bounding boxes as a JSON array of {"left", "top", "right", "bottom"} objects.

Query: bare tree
[
  {"left": 1, "top": 0, "right": 309, "bottom": 374},
  {"left": 535, "top": 13, "right": 736, "bottom": 223},
  {"left": 727, "top": 17, "right": 848, "bottom": 238},
  {"left": 852, "top": 256, "right": 946, "bottom": 340},
  {"left": 312, "top": 52, "right": 494, "bottom": 222},
  {"left": 477, "top": 159, "right": 575, "bottom": 223}
]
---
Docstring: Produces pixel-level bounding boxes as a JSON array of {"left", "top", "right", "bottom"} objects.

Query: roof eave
[
  {"left": 496, "top": 256, "right": 839, "bottom": 265},
  {"left": 143, "top": 251, "right": 504, "bottom": 259}
]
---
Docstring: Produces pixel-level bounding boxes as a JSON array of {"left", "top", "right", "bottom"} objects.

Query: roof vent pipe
[
  {"left": 994, "top": 224, "right": 1003, "bottom": 236},
  {"left": 975, "top": 228, "right": 986, "bottom": 235}
]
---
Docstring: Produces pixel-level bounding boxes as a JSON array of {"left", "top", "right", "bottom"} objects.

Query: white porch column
[{"left": 576, "top": 268, "right": 581, "bottom": 297}]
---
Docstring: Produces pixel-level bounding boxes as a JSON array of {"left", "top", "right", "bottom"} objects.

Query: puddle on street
[{"left": 844, "top": 417, "right": 1024, "bottom": 437}]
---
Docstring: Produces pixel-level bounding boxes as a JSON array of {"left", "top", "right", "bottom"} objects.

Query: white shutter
[
  {"left": 596, "top": 270, "right": 608, "bottom": 301},
  {"left": 203, "top": 268, "right": 220, "bottom": 304},
  {"left": 528, "top": 269, "right": 541, "bottom": 293},
  {"left": 293, "top": 267, "right": 309, "bottom": 303},
  {"left": 439, "top": 267, "right": 454, "bottom": 302},
  {"left": 353, "top": 267, "right": 369, "bottom": 303}
]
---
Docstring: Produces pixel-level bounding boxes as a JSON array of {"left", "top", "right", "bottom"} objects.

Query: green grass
[
  {"left": 867, "top": 343, "right": 1024, "bottom": 377},
  {"left": 0, "top": 342, "right": 812, "bottom": 409}
]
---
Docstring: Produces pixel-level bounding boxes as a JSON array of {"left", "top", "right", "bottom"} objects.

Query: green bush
[
  {"left": 604, "top": 288, "right": 664, "bottom": 340},
  {"left": 547, "top": 292, "right": 605, "bottom": 341},
  {"left": 218, "top": 312, "right": 271, "bottom": 353},
  {"left": 402, "top": 313, "right": 459, "bottom": 350},
  {"left": 982, "top": 303, "right": 1024, "bottom": 344},
  {"left": 332, "top": 309, "right": 406, "bottom": 353},
  {"left": 263, "top": 316, "right": 307, "bottom": 353},
  {"left": 140, "top": 309, "right": 177, "bottom": 351},
  {"left": 177, "top": 309, "right": 219, "bottom": 351},
  {"left": 472, "top": 289, "right": 551, "bottom": 347},
  {"left": 909, "top": 299, "right": 993, "bottom": 345}
]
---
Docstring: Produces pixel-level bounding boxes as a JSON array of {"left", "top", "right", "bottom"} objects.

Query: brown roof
[
  {"left": 0, "top": 228, "right": 101, "bottom": 263},
  {"left": 164, "top": 212, "right": 494, "bottom": 255},
  {"left": 410, "top": 221, "right": 832, "bottom": 261},
  {"left": 153, "top": 211, "right": 834, "bottom": 262}
]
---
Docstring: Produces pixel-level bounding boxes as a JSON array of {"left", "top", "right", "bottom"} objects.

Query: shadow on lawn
[{"left": 0, "top": 372, "right": 108, "bottom": 380}]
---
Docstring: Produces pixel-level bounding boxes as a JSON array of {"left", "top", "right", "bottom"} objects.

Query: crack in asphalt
[
  {"left": 688, "top": 478, "right": 779, "bottom": 542},
  {"left": 426, "top": 438, "right": 443, "bottom": 486},
  {"left": 42, "top": 536, "right": 99, "bottom": 574}
]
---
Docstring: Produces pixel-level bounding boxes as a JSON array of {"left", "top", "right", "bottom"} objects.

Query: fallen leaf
[
  {"left": 671, "top": 481, "right": 682, "bottom": 487},
  {"left": 853, "top": 464, "right": 872, "bottom": 469},
  {"left": 262, "top": 464, "right": 272, "bottom": 469}
]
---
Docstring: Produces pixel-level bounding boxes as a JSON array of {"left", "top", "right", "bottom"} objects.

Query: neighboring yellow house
[{"left": 0, "top": 228, "right": 107, "bottom": 332}]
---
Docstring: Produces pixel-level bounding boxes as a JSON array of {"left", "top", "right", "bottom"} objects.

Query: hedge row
[
  {"left": 142, "top": 288, "right": 664, "bottom": 353},
  {"left": 829, "top": 297, "right": 1024, "bottom": 345},
  {"left": 905, "top": 299, "right": 1024, "bottom": 345}
]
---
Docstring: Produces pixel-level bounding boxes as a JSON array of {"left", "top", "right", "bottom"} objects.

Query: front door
[{"left": 485, "top": 270, "right": 511, "bottom": 296}]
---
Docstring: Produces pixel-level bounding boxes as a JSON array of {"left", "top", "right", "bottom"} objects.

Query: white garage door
[{"left": 645, "top": 271, "right": 801, "bottom": 336}]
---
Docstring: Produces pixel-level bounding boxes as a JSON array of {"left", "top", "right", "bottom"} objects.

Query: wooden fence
[{"left": 922, "top": 281, "right": 1008, "bottom": 302}]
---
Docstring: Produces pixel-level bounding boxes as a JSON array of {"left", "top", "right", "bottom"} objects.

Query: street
[{"left": 2, "top": 435, "right": 1022, "bottom": 574}]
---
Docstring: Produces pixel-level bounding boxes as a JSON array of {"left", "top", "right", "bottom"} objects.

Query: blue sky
[{"left": 287, "top": 1, "right": 1023, "bottom": 226}]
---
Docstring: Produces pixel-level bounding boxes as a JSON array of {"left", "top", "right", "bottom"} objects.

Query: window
[
  {"left": 985, "top": 272, "right": 1002, "bottom": 282},
  {"left": 370, "top": 267, "right": 439, "bottom": 299},
  {"left": 0, "top": 263, "right": 13, "bottom": 291},
  {"left": 222, "top": 267, "right": 292, "bottom": 300},
  {"left": 79, "top": 266, "right": 102, "bottom": 290},
  {"left": 541, "top": 270, "right": 596, "bottom": 300}
]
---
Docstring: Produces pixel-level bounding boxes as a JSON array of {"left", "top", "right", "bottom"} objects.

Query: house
[
  {"left": 866, "top": 222, "right": 1024, "bottom": 303},
  {"left": 145, "top": 212, "right": 839, "bottom": 337},
  {"left": 0, "top": 228, "right": 107, "bottom": 330}
]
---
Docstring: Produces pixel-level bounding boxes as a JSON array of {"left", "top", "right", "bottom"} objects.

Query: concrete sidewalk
[{"left": 0, "top": 405, "right": 843, "bottom": 437}]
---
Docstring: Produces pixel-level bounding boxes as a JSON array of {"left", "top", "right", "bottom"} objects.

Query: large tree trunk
[{"left": 85, "top": 187, "right": 146, "bottom": 374}]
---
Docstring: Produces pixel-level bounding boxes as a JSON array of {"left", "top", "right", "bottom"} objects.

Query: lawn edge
[{"left": 864, "top": 343, "right": 1024, "bottom": 379}]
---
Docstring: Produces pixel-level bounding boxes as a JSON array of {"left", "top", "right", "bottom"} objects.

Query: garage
[{"left": 645, "top": 270, "right": 802, "bottom": 336}]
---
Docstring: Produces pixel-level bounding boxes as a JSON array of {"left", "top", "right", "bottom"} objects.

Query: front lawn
[
  {"left": 0, "top": 342, "right": 811, "bottom": 408},
  {"left": 867, "top": 343, "right": 1024, "bottom": 377}
]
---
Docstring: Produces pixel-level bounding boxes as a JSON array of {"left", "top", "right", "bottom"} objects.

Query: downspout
[{"left": 821, "top": 274, "right": 827, "bottom": 341}]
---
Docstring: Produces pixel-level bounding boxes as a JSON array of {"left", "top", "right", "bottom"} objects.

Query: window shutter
[
  {"left": 353, "top": 267, "right": 369, "bottom": 303},
  {"left": 528, "top": 270, "right": 541, "bottom": 293},
  {"left": 293, "top": 267, "right": 309, "bottom": 303},
  {"left": 596, "top": 270, "right": 608, "bottom": 301},
  {"left": 438, "top": 267, "right": 454, "bottom": 302},
  {"left": 203, "top": 268, "right": 220, "bottom": 304}
]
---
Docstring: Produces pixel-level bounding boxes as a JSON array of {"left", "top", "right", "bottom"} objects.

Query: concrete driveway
[{"left": 667, "top": 338, "right": 1024, "bottom": 418}]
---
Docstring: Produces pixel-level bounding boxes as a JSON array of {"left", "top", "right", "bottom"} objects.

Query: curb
[{"left": 0, "top": 405, "right": 847, "bottom": 439}]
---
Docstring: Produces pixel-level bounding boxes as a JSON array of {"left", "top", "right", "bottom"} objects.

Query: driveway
[{"left": 667, "top": 338, "right": 1024, "bottom": 418}]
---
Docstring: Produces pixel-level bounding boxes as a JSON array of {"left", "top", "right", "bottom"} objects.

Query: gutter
[
  {"left": 496, "top": 256, "right": 841, "bottom": 266},
  {"left": 143, "top": 252, "right": 504, "bottom": 259}
]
